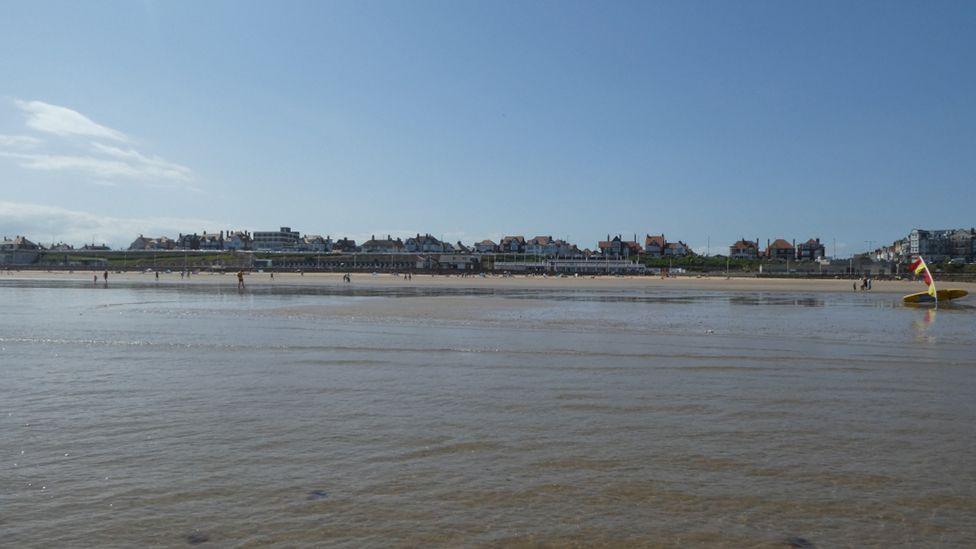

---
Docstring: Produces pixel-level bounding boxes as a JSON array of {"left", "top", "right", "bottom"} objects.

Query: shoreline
[{"left": 3, "top": 269, "right": 973, "bottom": 295}]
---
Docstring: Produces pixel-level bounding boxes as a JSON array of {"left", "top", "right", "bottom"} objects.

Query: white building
[
  {"left": 224, "top": 231, "right": 253, "bottom": 251},
  {"left": 253, "top": 227, "right": 301, "bottom": 251},
  {"left": 299, "top": 235, "right": 330, "bottom": 252}
]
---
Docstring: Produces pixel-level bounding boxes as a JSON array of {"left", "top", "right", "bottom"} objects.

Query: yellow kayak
[{"left": 903, "top": 289, "right": 969, "bottom": 304}]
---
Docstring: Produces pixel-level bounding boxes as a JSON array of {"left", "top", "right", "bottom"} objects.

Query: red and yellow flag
[{"left": 909, "top": 256, "right": 937, "bottom": 297}]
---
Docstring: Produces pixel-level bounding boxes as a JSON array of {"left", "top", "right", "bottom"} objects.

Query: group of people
[{"left": 854, "top": 276, "right": 873, "bottom": 291}]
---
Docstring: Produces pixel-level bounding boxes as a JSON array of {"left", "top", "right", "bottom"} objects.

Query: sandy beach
[{"left": 4, "top": 268, "right": 974, "bottom": 296}]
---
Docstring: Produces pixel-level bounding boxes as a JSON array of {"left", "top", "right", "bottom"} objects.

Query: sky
[{"left": 1, "top": 0, "right": 974, "bottom": 255}]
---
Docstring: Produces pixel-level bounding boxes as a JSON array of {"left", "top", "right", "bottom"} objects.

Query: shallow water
[{"left": 2, "top": 280, "right": 975, "bottom": 547}]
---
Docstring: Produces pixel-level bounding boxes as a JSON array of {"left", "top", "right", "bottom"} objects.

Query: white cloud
[
  {"left": 0, "top": 201, "right": 220, "bottom": 248},
  {"left": 0, "top": 99, "right": 199, "bottom": 190},
  {"left": 0, "top": 134, "right": 42, "bottom": 148},
  {"left": 14, "top": 99, "right": 128, "bottom": 141},
  {"left": 0, "top": 151, "right": 198, "bottom": 191},
  {"left": 89, "top": 142, "right": 193, "bottom": 182}
]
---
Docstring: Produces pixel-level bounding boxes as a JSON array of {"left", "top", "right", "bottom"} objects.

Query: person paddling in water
[{"left": 237, "top": 270, "right": 245, "bottom": 290}]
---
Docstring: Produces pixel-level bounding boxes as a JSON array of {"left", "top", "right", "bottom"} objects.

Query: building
[
  {"left": 299, "top": 235, "right": 330, "bottom": 252},
  {"left": 729, "top": 239, "right": 760, "bottom": 259},
  {"left": 521, "top": 236, "right": 577, "bottom": 257},
  {"left": 474, "top": 240, "right": 498, "bottom": 253},
  {"left": 909, "top": 229, "right": 953, "bottom": 263},
  {"left": 198, "top": 231, "right": 224, "bottom": 251},
  {"left": 766, "top": 239, "right": 795, "bottom": 261},
  {"left": 644, "top": 235, "right": 666, "bottom": 257},
  {"left": 0, "top": 236, "right": 43, "bottom": 265},
  {"left": 663, "top": 241, "right": 691, "bottom": 257},
  {"left": 499, "top": 236, "right": 525, "bottom": 253},
  {"left": 49, "top": 242, "right": 75, "bottom": 252},
  {"left": 889, "top": 228, "right": 976, "bottom": 264},
  {"left": 178, "top": 231, "right": 225, "bottom": 250},
  {"left": 876, "top": 237, "right": 910, "bottom": 263},
  {"left": 224, "top": 231, "right": 253, "bottom": 251},
  {"left": 360, "top": 235, "right": 404, "bottom": 253},
  {"left": 177, "top": 233, "right": 200, "bottom": 250},
  {"left": 128, "top": 235, "right": 177, "bottom": 251},
  {"left": 949, "top": 228, "right": 975, "bottom": 261},
  {"left": 128, "top": 235, "right": 154, "bottom": 250},
  {"left": 874, "top": 244, "right": 896, "bottom": 262},
  {"left": 524, "top": 236, "right": 555, "bottom": 256},
  {"left": 332, "top": 237, "right": 358, "bottom": 253},
  {"left": 796, "top": 238, "right": 826, "bottom": 260},
  {"left": 598, "top": 235, "right": 641, "bottom": 258},
  {"left": 405, "top": 234, "right": 447, "bottom": 253},
  {"left": 553, "top": 239, "right": 579, "bottom": 257},
  {"left": 199, "top": 232, "right": 223, "bottom": 250},
  {"left": 253, "top": 227, "right": 301, "bottom": 251},
  {"left": 81, "top": 243, "right": 111, "bottom": 251},
  {"left": 433, "top": 254, "right": 480, "bottom": 271}
]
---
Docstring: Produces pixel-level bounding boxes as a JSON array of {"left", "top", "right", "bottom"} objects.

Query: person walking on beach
[
  {"left": 94, "top": 273, "right": 98, "bottom": 285},
  {"left": 103, "top": 270, "right": 108, "bottom": 285},
  {"left": 237, "top": 270, "right": 245, "bottom": 290},
  {"left": 155, "top": 271, "right": 159, "bottom": 282}
]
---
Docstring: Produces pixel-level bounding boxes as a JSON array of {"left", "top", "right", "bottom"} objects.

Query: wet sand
[
  {"left": 2, "top": 278, "right": 976, "bottom": 546},
  {"left": 4, "top": 269, "right": 972, "bottom": 296}
]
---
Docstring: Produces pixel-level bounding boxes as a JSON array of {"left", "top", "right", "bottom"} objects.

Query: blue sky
[{"left": 1, "top": 0, "right": 974, "bottom": 254}]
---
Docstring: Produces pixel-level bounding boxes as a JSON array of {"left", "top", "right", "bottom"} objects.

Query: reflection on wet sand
[{"left": 2, "top": 280, "right": 975, "bottom": 546}]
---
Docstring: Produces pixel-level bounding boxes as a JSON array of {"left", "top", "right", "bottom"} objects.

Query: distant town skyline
[{"left": 1, "top": 1, "right": 974, "bottom": 253}]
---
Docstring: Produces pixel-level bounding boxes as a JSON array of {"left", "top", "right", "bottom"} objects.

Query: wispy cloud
[
  {"left": 90, "top": 142, "right": 194, "bottom": 182},
  {"left": 0, "top": 99, "right": 199, "bottom": 190},
  {"left": 14, "top": 99, "right": 128, "bottom": 141},
  {"left": 0, "top": 151, "right": 199, "bottom": 191},
  {"left": 0, "top": 201, "right": 220, "bottom": 248},
  {"left": 0, "top": 134, "right": 42, "bottom": 148}
]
